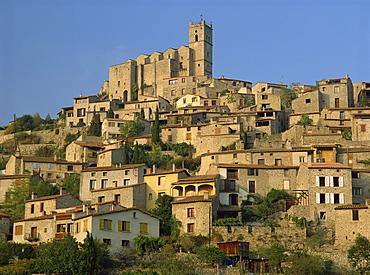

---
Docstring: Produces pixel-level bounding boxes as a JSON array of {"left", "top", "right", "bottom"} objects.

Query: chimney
[
  {"left": 60, "top": 187, "right": 67, "bottom": 195},
  {"left": 83, "top": 204, "right": 86, "bottom": 212},
  {"left": 152, "top": 165, "right": 156, "bottom": 174},
  {"left": 204, "top": 193, "right": 209, "bottom": 200},
  {"left": 31, "top": 192, "right": 38, "bottom": 200},
  {"left": 307, "top": 154, "right": 312, "bottom": 166},
  {"left": 172, "top": 163, "right": 176, "bottom": 171}
]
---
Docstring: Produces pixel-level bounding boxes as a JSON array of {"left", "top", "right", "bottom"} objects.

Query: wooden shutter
[
  {"left": 118, "top": 221, "right": 122, "bottom": 231},
  {"left": 99, "top": 219, "right": 104, "bottom": 230},
  {"left": 329, "top": 177, "right": 334, "bottom": 187},
  {"left": 315, "top": 176, "right": 320, "bottom": 186},
  {"left": 316, "top": 193, "right": 320, "bottom": 204},
  {"left": 126, "top": 221, "right": 131, "bottom": 232},
  {"left": 339, "top": 193, "right": 344, "bottom": 204},
  {"left": 108, "top": 219, "right": 112, "bottom": 230},
  {"left": 325, "top": 176, "right": 330, "bottom": 187},
  {"left": 339, "top": 177, "right": 344, "bottom": 187}
]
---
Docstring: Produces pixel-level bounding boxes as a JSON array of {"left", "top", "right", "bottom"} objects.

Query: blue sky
[{"left": 0, "top": 0, "right": 369, "bottom": 126}]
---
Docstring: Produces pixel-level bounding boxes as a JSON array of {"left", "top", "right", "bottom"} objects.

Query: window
[
  {"left": 113, "top": 181, "right": 118, "bottom": 187},
  {"left": 47, "top": 173, "right": 52, "bottom": 179},
  {"left": 192, "top": 88, "right": 196, "bottom": 94},
  {"left": 83, "top": 220, "right": 88, "bottom": 231},
  {"left": 40, "top": 203, "right": 44, "bottom": 212},
  {"left": 340, "top": 111, "right": 345, "bottom": 119},
  {"left": 57, "top": 224, "right": 66, "bottom": 232},
  {"left": 335, "top": 98, "right": 340, "bottom": 108},
  {"left": 114, "top": 194, "right": 120, "bottom": 203},
  {"left": 187, "top": 223, "right": 194, "bottom": 233},
  {"left": 140, "top": 223, "right": 148, "bottom": 234},
  {"left": 123, "top": 179, "right": 130, "bottom": 186},
  {"left": 352, "top": 210, "right": 359, "bottom": 221},
  {"left": 169, "top": 79, "right": 178, "bottom": 85},
  {"left": 204, "top": 101, "right": 209, "bottom": 106},
  {"left": 187, "top": 208, "right": 195, "bottom": 217},
  {"left": 91, "top": 172, "right": 96, "bottom": 176},
  {"left": 352, "top": 187, "right": 362, "bottom": 196},
  {"left": 149, "top": 193, "right": 153, "bottom": 200},
  {"left": 258, "top": 159, "right": 265, "bottom": 165},
  {"left": 75, "top": 222, "right": 81, "bottom": 233},
  {"left": 227, "top": 169, "right": 238, "bottom": 179},
  {"left": 67, "top": 165, "right": 73, "bottom": 171},
  {"left": 306, "top": 99, "right": 311, "bottom": 103},
  {"left": 283, "top": 180, "right": 290, "bottom": 190},
  {"left": 101, "top": 179, "right": 108, "bottom": 189},
  {"left": 275, "top": 159, "right": 282, "bottom": 166},
  {"left": 171, "top": 90, "right": 176, "bottom": 96},
  {"left": 133, "top": 212, "right": 137, "bottom": 218},
  {"left": 229, "top": 194, "right": 238, "bottom": 206},
  {"left": 212, "top": 100, "right": 217, "bottom": 105},
  {"left": 34, "top": 163, "right": 39, "bottom": 169},
  {"left": 31, "top": 204, "right": 34, "bottom": 214},
  {"left": 333, "top": 177, "right": 339, "bottom": 187},
  {"left": 182, "top": 88, "right": 185, "bottom": 95},
  {"left": 182, "top": 78, "right": 185, "bottom": 83},
  {"left": 352, "top": 172, "right": 360, "bottom": 179},
  {"left": 319, "top": 193, "right": 326, "bottom": 204},
  {"left": 233, "top": 153, "right": 237, "bottom": 158},
  {"left": 108, "top": 122, "right": 115, "bottom": 127},
  {"left": 318, "top": 177, "right": 326, "bottom": 187},
  {"left": 99, "top": 219, "right": 112, "bottom": 230},
  {"left": 334, "top": 86, "right": 339, "bottom": 94},
  {"left": 48, "top": 164, "right": 52, "bottom": 169},
  {"left": 122, "top": 240, "right": 130, "bottom": 247},
  {"left": 103, "top": 172, "right": 107, "bottom": 176},
  {"left": 125, "top": 170, "right": 130, "bottom": 175},
  {"left": 158, "top": 176, "right": 166, "bottom": 186},
  {"left": 320, "top": 212, "right": 326, "bottom": 220},
  {"left": 90, "top": 180, "right": 96, "bottom": 190},
  {"left": 118, "top": 221, "right": 131, "bottom": 232},
  {"left": 192, "top": 97, "right": 197, "bottom": 102},
  {"left": 262, "top": 95, "right": 268, "bottom": 100},
  {"left": 249, "top": 181, "right": 256, "bottom": 193},
  {"left": 98, "top": 196, "right": 105, "bottom": 203},
  {"left": 103, "top": 239, "right": 112, "bottom": 245},
  {"left": 333, "top": 194, "right": 340, "bottom": 204},
  {"left": 360, "top": 124, "right": 366, "bottom": 132},
  {"left": 299, "top": 156, "right": 305, "bottom": 162},
  {"left": 15, "top": 225, "right": 23, "bottom": 235},
  {"left": 248, "top": 169, "right": 258, "bottom": 176}
]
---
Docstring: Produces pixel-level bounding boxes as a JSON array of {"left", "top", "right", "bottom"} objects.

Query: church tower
[{"left": 189, "top": 19, "right": 213, "bottom": 77}]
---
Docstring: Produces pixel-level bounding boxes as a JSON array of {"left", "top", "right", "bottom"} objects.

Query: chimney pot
[
  {"left": 31, "top": 192, "right": 38, "bottom": 200},
  {"left": 60, "top": 187, "right": 67, "bottom": 195},
  {"left": 153, "top": 165, "right": 156, "bottom": 174}
]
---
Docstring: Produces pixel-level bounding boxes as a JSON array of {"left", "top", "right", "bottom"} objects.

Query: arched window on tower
[{"left": 195, "top": 35, "right": 198, "bottom": 42}]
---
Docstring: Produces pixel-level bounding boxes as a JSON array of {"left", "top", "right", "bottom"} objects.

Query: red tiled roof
[
  {"left": 171, "top": 195, "right": 216, "bottom": 204},
  {"left": 301, "top": 162, "right": 351, "bottom": 169},
  {"left": 82, "top": 164, "right": 145, "bottom": 172},
  {"left": 0, "top": 212, "right": 11, "bottom": 218},
  {"left": 335, "top": 204, "right": 368, "bottom": 210}
]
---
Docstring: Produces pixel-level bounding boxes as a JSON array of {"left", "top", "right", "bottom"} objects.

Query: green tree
[
  {"left": 133, "top": 235, "right": 167, "bottom": 256},
  {"left": 89, "top": 110, "right": 102, "bottom": 137},
  {"left": 140, "top": 108, "right": 145, "bottom": 119},
  {"left": 107, "top": 108, "right": 115, "bottom": 118},
  {"left": 348, "top": 234, "right": 370, "bottom": 274},
  {"left": 80, "top": 232, "right": 112, "bottom": 275},
  {"left": 0, "top": 242, "right": 35, "bottom": 266},
  {"left": 297, "top": 114, "right": 313, "bottom": 126},
  {"left": 259, "top": 242, "right": 286, "bottom": 272},
  {"left": 34, "top": 145, "right": 56, "bottom": 157},
  {"left": 131, "top": 142, "right": 147, "bottom": 165},
  {"left": 194, "top": 246, "right": 228, "bottom": 267},
  {"left": 149, "top": 195, "right": 174, "bottom": 236},
  {"left": 132, "top": 83, "right": 139, "bottom": 101},
  {"left": 151, "top": 107, "right": 161, "bottom": 145},
  {"left": 34, "top": 234, "right": 83, "bottom": 274},
  {"left": 358, "top": 92, "right": 368, "bottom": 107},
  {"left": 285, "top": 251, "right": 330, "bottom": 275},
  {"left": 281, "top": 86, "right": 298, "bottom": 109},
  {"left": 3, "top": 177, "right": 59, "bottom": 220},
  {"left": 60, "top": 174, "right": 80, "bottom": 198},
  {"left": 342, "top": 129, "right": 352, "bottom": 140},
  {"left": 120, "top": 121, "right": 145, "bottom": 138},
  {"left": 45, "top": 113, "right": 53, "bottom": 124},
  {"left": 147, "top": 144, "right": 172, "bottom": 170}
]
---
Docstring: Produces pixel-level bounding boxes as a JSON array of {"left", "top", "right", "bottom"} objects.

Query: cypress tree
[
  {"left": 151, "top": 106, "right": 161, "bottom": 144},
  {"left": 107, "top": 108, "right": 115, "bottom": 118},
  {"left": 131, "top": 142, "right": 140, "bottom": 164},
  {"left": 89, "top": 109, "right": 101, "bottom": 136}
]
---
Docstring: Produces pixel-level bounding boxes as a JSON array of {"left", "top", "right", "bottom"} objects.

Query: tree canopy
[
  {"left": 120, "top": 120, "right": 145, "bottom": 138},
  {"left": 348, "top": 234, "right": 370, "bottom": 274}
]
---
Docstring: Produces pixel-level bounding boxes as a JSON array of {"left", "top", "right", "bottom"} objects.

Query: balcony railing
[{"left": 24, "top": 233, "right": 40, "bottom": 242}]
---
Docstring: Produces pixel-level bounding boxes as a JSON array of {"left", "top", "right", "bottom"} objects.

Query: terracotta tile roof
[
  {"left": 91, "top": 182, "right": 146, "bottom": 192},
  {"left": 73, "top": 207, "right": 160, "bottom": 220},
  {"left": 171, "top": 195, "right": 216, "bottom": 204},
  {"left": 143, "top": 169, "right": 189, "bottom": 177},
  {"left": 14, "top": 215, "right": 55, "bottom": 222},
  {"left": 0, "top": 212, "right": 11, "bottom": 218},
  {"left": 73, "top": 141, "right": 105, "bottom": 148},
  {"left": 335, "top": 204, "right": 368, "bottom": 210},
  {"left": 216, "top": 163, "right": 299, "bottom": 169},
  {"left": 16, "top": 156, "right": 82, "bottom": 165},
  {"left": 82, "top": 164, "right": 145, "bottom": 172},
  {"left": 0, "top": 174, "right": 32, "bottom": 180},
  {"left": 172, "top": 174, "right": 219, "bottom": 185},
  {"left": 301, "top": 162, "right": 351, "bottom": 169},
  {"left": 56, "top": 213, "right": 72, "bottom": 220},
  {"left": 26, "top": 193, "right": 71, "bottom": 202}
]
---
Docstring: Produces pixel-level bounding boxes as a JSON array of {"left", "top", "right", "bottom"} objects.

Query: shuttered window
[
  {"left": 140, "top": 223, "right": 148, "bottom": 234},
  {"left": 118, "top": 221, "right": 131, "bottom": 232}
]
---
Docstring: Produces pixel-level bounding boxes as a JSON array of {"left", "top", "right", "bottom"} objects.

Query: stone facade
[
  {"left": 79, "top": 164, "right": 148, "bottom": 203},
  {"left": 172, "top": 195, "right": 219, "bottom": 236}
]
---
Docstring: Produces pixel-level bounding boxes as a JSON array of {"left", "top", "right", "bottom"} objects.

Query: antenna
[{"left": 280, "top": 75, "right": 284, "bottom": 84}]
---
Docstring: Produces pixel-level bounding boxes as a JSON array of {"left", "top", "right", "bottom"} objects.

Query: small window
[
  {"left": 103, "top": 239, "right": 112, "bottom": 245},
  {"left": 319, "top": 212, "right": 326, "bottom": 220},
  {"left": 98, "top": 196, "right": 105, "bottom": 203},
  {"left": 123, "top": 179, "right": 130, "bottom": 186},
  {"left": 103, "top": 172, "right": 107, "bottom": 176},
  {"left": 122, "top": 240, "right": 130, "bottom": 247},
  {"left": 182, "top": 78, "right": 185, "bottom": 83},
  {"left": 333, "top": 177, "right": 339, "bottom": 187},
  {"left": 262, "top": 95, "right": 268, "bottom": 100},
  {"left": 233, "top": 153, "right": 237, "bottom": 158},
  {"left": 67, "top": 165, "right": 73, "bottom": 171},
  {"left": 149, "top": 193, "right": 153, "bottom": 200},
  {"left": 319, "top": 177, "right": 325, "bottom": 187},
  {"left": 34, "top": 163, "right": 39, "bottom": 169},
  {"left": 118, "top": 221, "right": 131, "bottom": 232},
  {"left": 258, "top": 159, "right": 265, "bottom": 165},
  {"left": 31, "top": 204, "right": 34, "bottom": 214},
  {"left": 352, "top": 172, "right": 360, "bottom": 179},
  {"left": 48, "top": 164, "right": 53, "bottom": 169},
  {"left": 91, "top": 172, "right": 96, "bottom": 176},
  {"left": 352, "top": 210, "right": 359, "bottom": 221},
  {"left": 249, "top": 181, "right": 256, "bottom": 193},
  {"left": 15, "top": 225, "right": 23, "bottom": 235},
  {"left": 352, "top": 187, "right": 362, "bottom": 196},
  {"left": 299, "top": 156, "right": 305, "bottom": 162},
  {"left": 360, "top": 124, "right": 366, "bottom": 132},
  {"left": 101, "top": 179, "right": 108, "bottom": 189},
  {"left": 40, "top": 203, "right": 44, "bottom": 212},
  {"left": 114, "top": 194, "right": 120, "bottom": 203},
  {"left": 100, "top": 219, "right": 112, "bottom": 230},
  {"left": 140, "top": 223, "right": 148, "bottom": 234},
  {"left": 306, "top": 99, "right": 311, "bottom": 103},
  {"left": 90, "top": 180, "right": 96, "bottom": 190},
  {"left": 319, "top": 193, "right": 325, "bottom": 204},
  {"left": 125, "top": 170, "right": 130, "bottom": 175},
  {"left": 187, "top": 208, "right": 195, "bottom": 217},
  {"left": 187, "top": 223, "right": 194, "bottom": 233},
  {"left": 333, "top": 194, "right": 340, "bottom": 204}
]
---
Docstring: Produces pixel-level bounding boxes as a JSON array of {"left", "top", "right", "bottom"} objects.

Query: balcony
[{"left": 24, "top": 233, "right": 40, "bottom": 242}]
